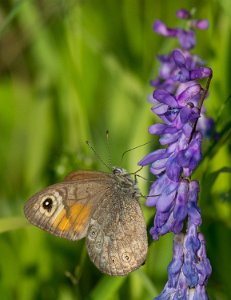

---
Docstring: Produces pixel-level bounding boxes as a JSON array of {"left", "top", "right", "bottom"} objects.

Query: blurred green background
[{"left": 0, "top": 0, "right": 231, "bottom": 299}]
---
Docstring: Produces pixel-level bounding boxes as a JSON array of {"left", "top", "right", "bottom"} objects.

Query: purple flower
[
  {"left": 172, "top": 50, "right": 212, "bottom": 82},
  {"left": 176, "top": 9, "right": 192, "bottom": 19},
  {"left": 154, "top": 10, "right": 209, "bottom": 50},
  {"left": 154, "top": 20, "right": 196, "bottom": 50},
  {"left": 154, "top": 234, "right": 211, "bottom": 300},
  {"left": 148, "top": 179, "right": 201, "bottom": 240},
  {"left": 192, "top": 285, "right": 209, "bottom": 300},
  {"left": 139, "top": 8, "right": 212, "bottom": 299},
  {"left": 139, "top": 53, "right": 212, "bottom": 182}
]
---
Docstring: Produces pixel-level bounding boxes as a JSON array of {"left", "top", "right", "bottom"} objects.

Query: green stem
[{"left": 189, "top": 71, "right": 213, "bottom": 144}]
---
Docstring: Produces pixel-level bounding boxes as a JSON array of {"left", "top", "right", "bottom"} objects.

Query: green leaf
[
  {"left": 201, "top": 167, "right": 231, "bottom": 206},
  {"left": 0, "top": 0, "right": 31, "bottom": 36},
  {"left": 0, "top": 217, "right": 29, "bottom": 234},
  {"left": 89, "top": 276, "right": 126, "bottom": 300},
  {"left": 205, "top": 167, "right": 231, "bottom": 187}
]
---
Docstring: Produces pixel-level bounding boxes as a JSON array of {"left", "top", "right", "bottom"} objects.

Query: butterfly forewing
[{"left": 24, "top": 175, "right": 111, "bottom": 240}]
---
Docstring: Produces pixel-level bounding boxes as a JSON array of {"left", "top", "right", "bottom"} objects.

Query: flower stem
[{"left": 189, "top": 71, "right": 213, "bottom": 143}]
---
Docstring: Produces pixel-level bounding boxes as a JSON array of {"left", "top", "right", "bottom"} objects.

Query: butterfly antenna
[
  {"left": 120, "top": 140, "right": 153, "bottom": 164},
  {"left": 105, "top": 130, "right": 113, "bottom": 168},
  {"left": 86, "top": 140, "right": 111, "bottom": 171}
]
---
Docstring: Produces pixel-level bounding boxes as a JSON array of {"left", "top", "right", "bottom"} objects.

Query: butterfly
[{"left": 24, "top": 167, "right": 148, "bottom": 276}]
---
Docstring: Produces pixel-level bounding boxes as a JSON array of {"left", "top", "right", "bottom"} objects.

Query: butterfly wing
[
  {"left": 24, "top": 171, "right": 111, "bottom": 240},
  {"left": 86, "top": 190, "right": 148, "bottom": 276}
]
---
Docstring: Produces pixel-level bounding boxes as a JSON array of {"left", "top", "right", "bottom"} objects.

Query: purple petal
[
  {"left": 156, "top": 190, "right": 177, "bottom": 212},
  {"left": 146, "top": 195, "right": 158, "bottom": 207},
  {"left": 158, "top": 213, "right": 175, "bottom": 235},
  {"left": 193, "top": 19, "right": 209, "bottom": 30},
  {"left": 158, "top": 54, "right": 171, "bottom": 63},
  {"left": 164, "top": 107, "right": 180, "bottom": 123},
  {"left": 149, "top": 173, "right": 179, "bottom": 196},
  {"left": 154, "top": 20, "right": 178, "bottom": 37},
  {"left": 159, "top": 131, "right": 181, "bottom": 145},
  {"left": 176, "top": 9, "right": 191, "bottom": 19},
  {"left": 148, "top": 93, "right": 157, "bottom": 103},
  {"left": 193, "top": 285, "right": 209, "bottom": 300},
  {"left": 150, "top": 210, "right": 173, "bottom": 240},
  {"left": 167, "top": 141, "right": 177, "bottom": 153},
  {"left": 185, "top": 55, "right": 194, "bottom": 70},
  {"left": 167, "top": 234, "right": 184, "bottom": 287},
  {"left": 171, "top": 219, "right": 184, "bottom": 234},
  {"left": 180, "top": 105, "right": 199, "bottom": 124},
  {"left": 150, "top": 79, "right": 161, "bottom": 87},
  {"left": 197, "top": 234, "right": 212, "bottom": 282},
  {"left": 184, "top": 224, "right": 201, "bottom": 254},
  {"left": 149, "top": 226, "right": 159, "bottom": 241},
  {"left": 158, "top": 79, "right": 178, "bottom": 94},
  {"left": 177, "top": 84, "right": 201, "bottom": 106},
  {"left": 175, "top": 81, "right": 198, "bottom": 98},
  {"left": 159, "top": 65, "right": 174, "bottom": 80},
  {"left": 183, "top": 229, "right": 201, "bottom": 286},
  {"left": 172, "top": 50, "right": 186, "bottom": 67},
  {"left": 187, "top": 181, "right": 201, "bottom": 226},
  {"left": 152, "top": 103, "right": 169, "bottom": 115},
  {"left": 173, "top": 289, "right": 187, "bottom": 300},
  {"left": 154, "top": 284, "right": 175, "bottom": 300},
  {"left": 151, "top": 156, "right": 169, "bottom": 170},
  {"left": 172, "top": 112, "right": 185, "bottom": 129},
  {"left": 177, "top": 29, "right": 196, "bottom": 50},
  {"left": 190, "top": 67, "right": 212, "bottom": 80},
  {"left": 154, "top": 210, "right": 171, "bottom": 228},
  {"left": 182, "top": 258, "right": 199, "bottom": 287},
  {"left": 173, "top": 180, "right": 189, "bottom": 221},
  {"left": 182, "top": 123, "right": 193, "bottom": 137},
  {"left": 176, "top": 131, "right": 189, "bottom": 149},
  {"left": 153, "top": 89, "right": 178, "bottom": 106},
  {"left": 157, "top": 54, "right": 176, "bottom": 80},
  {"left": 178, "top": 132, "right": 202, "bottom": 172},
  {"left": 174, "top": 67, "right": 190, "bottom": 82},
  {"left": 183, "top": 167, "right": 191, "bottom": 177},
  {"left": 149, "top": 123, "right": 179, "bottom": 135},
  {"left": 189, "top": 180, "right": 200, "bottom": 198},
  {"left": 190, "top": 107, "right": 200, "bottom": 121},
  {"left": 150, "top": 166, "right": 166, "bottom": 176},
  {"left": 166, "top": 155, "right": 182, "bottom": 182},
  {"left": 180, "top": 106, "right": 193, "bottom": 124},
  {"left": 161, "top": 212, "right": 185, "bottom": 235},
  {"left": 138, "top": 148, "right": 167, "bottom": 166}
]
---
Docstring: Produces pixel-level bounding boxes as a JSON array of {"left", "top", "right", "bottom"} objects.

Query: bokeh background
[{"left": 0, "top": 1, "right": 231, "bottom": 299}]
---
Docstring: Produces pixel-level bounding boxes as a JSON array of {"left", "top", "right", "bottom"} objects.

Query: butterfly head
[
  {"left": 112, "top": 167, "right": 141, "bottom": 198},
  {"left": 112, "top": 167, "right": 127, "bottom": 175}
]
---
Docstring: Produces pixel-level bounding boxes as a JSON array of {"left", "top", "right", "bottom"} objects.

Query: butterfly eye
[
  {"left": 112, "top": 167, "right": 123, "bottom": 175},
  {"left": 42, "top": 198, "right": 53, "bottom": 212}
]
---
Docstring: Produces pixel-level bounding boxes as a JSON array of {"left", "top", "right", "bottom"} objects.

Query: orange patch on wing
[
  {"left": 72, "top": 203, "right": 92, "bottom": 234},
  {"left": 53, "top": 203, "right": 92, "bottom": 233},
  {"left": 53, "top": 210, "right": 71, "bottom": 231}
]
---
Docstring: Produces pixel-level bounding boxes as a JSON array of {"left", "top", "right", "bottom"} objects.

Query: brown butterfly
[{"left": 24, "top": 167, "right": 148, "bottom": 276}]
